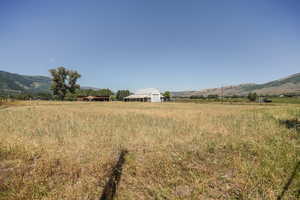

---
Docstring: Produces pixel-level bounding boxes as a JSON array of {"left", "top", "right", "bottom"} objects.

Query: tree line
[
  {"left": 47, "top": 66, "right": 171, "bottom": 101},
  {"left": 47, "top": 66, "right": 131, "bottom": 101},
  {"left": 188, "top": 92, "right": 281, "bottom": 103},
  {"left": 3, "top": 66, "right": 298, "bottom": 102}
]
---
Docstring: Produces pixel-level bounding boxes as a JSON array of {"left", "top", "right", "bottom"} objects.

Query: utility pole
[
  {"left": 221, "top": 86, "right": 224, "bottom": 104},
  {"left": 259, "top": 95, "right": 262, "bottom": 104}
]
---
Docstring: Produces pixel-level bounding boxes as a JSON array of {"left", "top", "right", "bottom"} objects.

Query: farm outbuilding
[{"left": 124, "top": 88, "right": 162, "bottom": 102}]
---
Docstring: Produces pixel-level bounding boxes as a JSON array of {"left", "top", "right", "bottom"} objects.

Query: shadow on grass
[
  {"left": 277, "top": 118, "right": 300, "bottom": 199},
  {"left": 279, "top": 119, "right": 300, "bottom": 132},
  {"left": 100, "top": 149, "right": 128, "bottom": 200},
  {"left": 277, "top": 161, "right": 300, "bottom": 200}
]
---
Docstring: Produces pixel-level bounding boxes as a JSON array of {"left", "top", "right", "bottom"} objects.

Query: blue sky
[{"left": 0, "top": 0, "right": 300, "bottom": 91}]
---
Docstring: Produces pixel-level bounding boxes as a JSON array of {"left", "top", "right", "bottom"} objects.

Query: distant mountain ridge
[
  {"left": 1, "top": 70, "right": 299, "bottom": 96},
  {"left": 172, "top": 73, "right": 300, "bottom": 97},
  {"left": 0, "top": 71, "right": 52, "bottom": 94},
  {"left": 0, "top": 70, "right": 100, "bottom": 94}
]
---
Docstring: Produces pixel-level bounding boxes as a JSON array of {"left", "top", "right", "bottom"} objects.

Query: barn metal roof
[
  {"left": 124, "top": 94, "right": 150, "bottom": 99},
  {"left": 135, "top": 88, "right": 160, "bottom": 95}
]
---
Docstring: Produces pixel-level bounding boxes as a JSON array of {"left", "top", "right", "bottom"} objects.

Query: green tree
[
  {"left": 75, "top": 88, "right": 114, "bottom": 97},
  {"left": 207, "top": 94, "right": 219, "bottom": 99},
  {"left": 65, "top": 92, "right": 77, "bottom": 101},
  {"left": 49, "top": 66, "right": 81, "bottom": 100},
  {"left": 163, "top": 91, "right": 171, "bottom": 101},
  {"left": 67, "top": 70, "right": 81, "bottom": 93},
  {"left": 97, "top": 88, "right": 114, "bottom": 96},
  {"left": 247, "top": 92, "right": 257, "bottom": 102},
  {"left": 116, "top": 90, "right": 130, "bottom": 101},
  {"left": 190, "top": 95, "right": 204, "bottom": 99}
]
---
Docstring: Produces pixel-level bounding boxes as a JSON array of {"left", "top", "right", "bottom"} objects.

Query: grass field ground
[
  {"left": 269, "top": 97, "right": 300, "bottom": 104},
  {"left": 174, "top": 97, "right": 300, "bottom": 104},
  {"left": 0, "top": 101, "right": 299, "bottom": 200}
]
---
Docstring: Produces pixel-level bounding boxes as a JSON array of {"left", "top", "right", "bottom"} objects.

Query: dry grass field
[{"left": 0, "top": 101, "right": 299, "bottom": 200}]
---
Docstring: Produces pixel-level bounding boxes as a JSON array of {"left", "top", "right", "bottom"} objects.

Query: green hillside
[
  {"left": 0, "top": 71, "right": 51, "bottom": 94},
  {"left": 173, "top": 73, "right": 300, "bottom": 97},
  {"left": 240, "top": 73, "right": 300, "bottom": 91}
]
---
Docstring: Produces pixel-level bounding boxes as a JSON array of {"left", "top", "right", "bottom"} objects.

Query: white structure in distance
[{"left": 124, "top": 88, "right": 162, "bottom": 102}]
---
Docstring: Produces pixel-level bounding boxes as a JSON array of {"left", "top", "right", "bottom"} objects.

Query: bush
[
  {"left": 116, "top": 90, "right": 130, "bottom": 101},
  {"left": 247, "top": 92, "right": 257, "bottom": 102}
]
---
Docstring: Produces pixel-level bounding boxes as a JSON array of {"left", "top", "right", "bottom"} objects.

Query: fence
[{"left": 0, "top": 97, "right": 10, "bottom": 106}]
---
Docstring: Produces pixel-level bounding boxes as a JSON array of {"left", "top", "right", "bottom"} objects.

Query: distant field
[
  {"left": 175, "top": 96, "right": 300, "bottom": 104},
  {"left": 269, "top": 97, "right": 300, "bottom": 104},
  {"left": 0, "top": 101, "right": 299, "bottom": 200}
]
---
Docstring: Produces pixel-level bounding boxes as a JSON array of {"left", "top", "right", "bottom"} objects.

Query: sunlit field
[{"left": 0, "top": 101, "right": 299, "bottom": 200}]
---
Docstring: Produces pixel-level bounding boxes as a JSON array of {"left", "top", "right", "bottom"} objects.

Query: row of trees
[
  {"left": 49, "top": 67, "right": 116, "bottom": 100},
  {"left": 47, "top": 67, "right": 268, "bottom": 103},
  {"left": 189, "top": 93, "right": 259, "bottom": 102},
  {"left": 76, "top": 88, "right": 114, "bottom": 97},
  {"left": 49, "top": 66, "right": 171, "bottom": 101},
  {"left": 2, "top": 92, "right": 53, "bottom": 100},
  {"left": 116, "top": 90, "right": 131, "bottom": 101}
]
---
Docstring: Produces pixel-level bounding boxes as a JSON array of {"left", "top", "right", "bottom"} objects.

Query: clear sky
[{"left": 0, "top": 0, "right": 300, "bottom": 91}]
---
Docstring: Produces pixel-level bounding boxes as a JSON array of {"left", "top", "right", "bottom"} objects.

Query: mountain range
[
  {"left": 172, "top": 73, "right": 300, "bottom": 97},
  {"left": 0, "top": 71, "right": 52, "bottom": 94},
  {"left": 0, "top": 70, "right": 299, "bottom": 96}
]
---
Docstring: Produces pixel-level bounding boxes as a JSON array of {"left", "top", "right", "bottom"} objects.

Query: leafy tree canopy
[
  {"left": 49, "top": 66, "right": 81, "bottom": 100},
  {"left": 116, "top": 90, "right": 130, "bottom": 101},
  {"left": 75, "top": 88, "right": 114, "bottom": 97},
  {"left": 247, "top": 92, "right": 257, "bottom": 102},
  {"left": 163, "top": 91, "right": 171, "bottom": 101}
]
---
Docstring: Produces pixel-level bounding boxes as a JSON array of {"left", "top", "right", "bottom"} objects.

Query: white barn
[{"left": 124, "top": 88, "right": 162, "bottom": 102}]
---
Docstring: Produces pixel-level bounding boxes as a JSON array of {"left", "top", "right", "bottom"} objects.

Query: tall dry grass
[{"left": 0, "top": 101, "right": 299, "bottom": 199}]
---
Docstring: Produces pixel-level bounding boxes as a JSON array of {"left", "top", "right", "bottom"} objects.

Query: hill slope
[
  {"left": 0, "top": 71, "right": 51, "bottom": 94},
  {"left": 173, "top": 73, "right": 300, "bottom": 97}
]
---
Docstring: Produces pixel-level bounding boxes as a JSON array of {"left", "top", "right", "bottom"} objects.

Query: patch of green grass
[{"left": 270, "top": 97, "right": 300, "bottom": 104}]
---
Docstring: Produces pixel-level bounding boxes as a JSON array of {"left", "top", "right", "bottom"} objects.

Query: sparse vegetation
[
  {"left": 270, "top": 97, "right": 300, "bottom": 104},
  {"left": 0, "top": 101, "right": 299, "bottom": 199}
]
